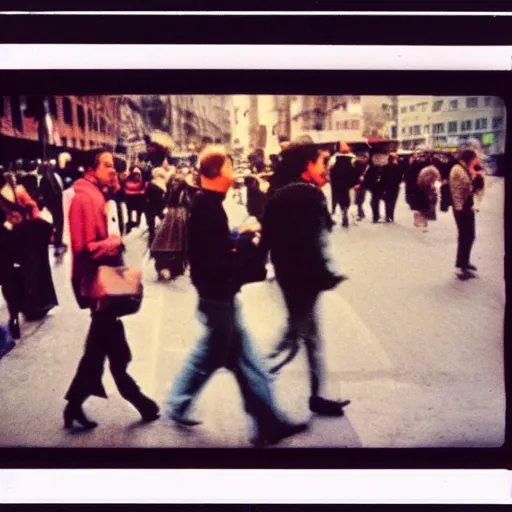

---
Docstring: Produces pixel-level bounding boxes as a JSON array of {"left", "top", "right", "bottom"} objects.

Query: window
[
  {"left": 424, "top": 125, "right": 430, "bottom": 134},
  {"left": 432, "top": 123, "right": 445, "bottom": 134},
  {"left": 71, "top": 138, "right": 77, "bottom": 147},
  {"left": 93, "top": 117, "right": 99, "bottom": 132},
  {"left": 90, "top": 140, "right": 94, "bottom": 147},
  {"left": 62, "top": 137, "right": 68, "bottom": 147},
  {"left": 87, "top": 109, "right": 93, "bottom": 129},
  {"left": 80, "top": 139, "right": 85, "bottom": 148},
  {"left": 400, "top": 106, "right": 407, "bottom": 114},
  {"left": 412, "top": 125, "right": 421, "bottom": 135},
  {"left": 461, "top": 120, "right": 472, "bottom": 131},
  {"left": 49, "top": 96, "right": 58, "bottom": 118},
  {"left": 77, "top": 105, "right": 85, "bottom": 129},
  {"left": 63, "top": 97, "right": 73, "bottom": 125},
  {"left": 0, "top": 97, "right": 4, "bottom": 117},
  {"left": 100, "top": 118, "right": 106, "bottom": 134},
  {"left": 409, "top": 105, "right": 416, "bottom": 112},
  {"left": 475, "top": 118, "right": 488, "bottom": 130},
  {"left": 466, "top": 97, "right": 478, "bottom": 108},
  {"left": 492, "top": 117, "right": 503, "bottom": 129},
  {"left": 484, "top": 96, "right": 492, "bottom": 107},
  {"left": 401, "top": 127, "right": 407, "bottom": 135},
  {"left": 449, "top": 100, "right": 458, "bottom": 110},
  {"left": 432, "top": 100, "right": 443, "bottom": 112},
  {"left": 10, "top": 96, "right": 23, "bottom": 132},
  {"left": 448, "top": 121, "right": 458, "bottom": 133},
  {"left": 391, "top": 126, "right": 397, "bottom": 139},
  {"left": 351, "top": 120, "right": 360, "bottom": 130}
]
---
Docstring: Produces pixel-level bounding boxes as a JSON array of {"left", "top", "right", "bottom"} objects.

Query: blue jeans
[{"left": 169, "top": 297, "right": 286, "bottom": 437}]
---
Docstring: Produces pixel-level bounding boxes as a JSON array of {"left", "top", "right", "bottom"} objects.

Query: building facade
[
  {"left": 0, "top": 95, "right": 118, "bottom": 155},
  {"left": 290, "top": 95, "right": 365, "bottom": 143},
  {"left": 398, "top": 95, "right": 506, "bottom": 154}
]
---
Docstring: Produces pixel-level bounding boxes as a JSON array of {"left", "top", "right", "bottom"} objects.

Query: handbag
[
  {"left": 89, "top": 265, "right": 144, "bottom": 317},
  {"left": 234, "top": 231, "right": 267, "bottom": 286}
]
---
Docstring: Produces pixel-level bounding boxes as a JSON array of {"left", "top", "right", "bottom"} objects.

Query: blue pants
[{"left": 169, "top": 297, "right": 286, "bottom": 437}]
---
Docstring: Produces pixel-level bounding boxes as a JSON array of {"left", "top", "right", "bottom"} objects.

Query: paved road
[{"left": 0, "top": 179, "right": 505, "bottom": 448}]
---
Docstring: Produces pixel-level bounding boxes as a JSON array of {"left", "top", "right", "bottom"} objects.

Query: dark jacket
[
  {"left": 188, "top": 189, "right": 240, "bottom": 301},
  {"left": 261, "top": 180, "right": 335, "bottom": 290}
]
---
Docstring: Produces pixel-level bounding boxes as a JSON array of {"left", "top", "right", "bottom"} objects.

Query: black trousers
[
  {"left": 49, "top": 200, "right": 64, "bottom": 248},
  {"left": 65, "top": 311, "right": 149, "bottom": 410},
  {"left": 370, "top": 192, "right": 382, "bottom": 221},
  {"left": 453, "top": 209, "right": 476, "bottom": 270},
  {"left": 146, "top": 212, "right": 156, "bottom": 248},
  {"left": 385, "top": 193, "right": 397, "bottom": 220},
  {"left": 279, "top": 285, "right": 323, "bottom": 398}
]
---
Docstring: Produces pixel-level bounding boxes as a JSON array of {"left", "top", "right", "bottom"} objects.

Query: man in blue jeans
[{"left": 167, "top": 145, "right": 308, "bottom": 447}]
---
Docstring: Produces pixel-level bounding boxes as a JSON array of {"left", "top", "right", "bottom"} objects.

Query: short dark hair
[
  {"left": 272, "top": 142, "right": 320, "bottom": 188},
  {"left": 459, "top": 148, "right": 478, "bottom": 165},
  {"left": 199, "top": 146, "right": 228, "bottom": 179},
  {"left": 83, "top": 148, "right": 111, "bottom": 172}
]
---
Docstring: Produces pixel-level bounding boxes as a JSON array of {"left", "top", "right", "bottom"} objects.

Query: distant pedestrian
[
  {"left": 124, "top": 165, "right": 146, "bottom": 234},
  {"left": 449, "top": 148, "right": 482, "bottom": 280},
  {"left": 414, "top": 164, "right": 442, "bottom": 232}
]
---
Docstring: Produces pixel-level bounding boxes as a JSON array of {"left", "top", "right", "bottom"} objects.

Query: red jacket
[{"left": 69, "top": 177, "right": 123, "bottom": 309}]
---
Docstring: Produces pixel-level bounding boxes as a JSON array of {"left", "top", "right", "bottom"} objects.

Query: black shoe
[
  {"left": 137, "top": 399, "right": 161, "bottom": 423},
  {"left": 309, "top": 396, "right": 351, "bottom": 417},
  {"left": 63, "top": 402, "right": 98, "bottom": 430},
  {"left": 467, "top": 264, "right": 478, "bottom": 271},
  {"left": 455, "top": 269, "right": 476, "bottom": 280},
  {"left": 8, "top": 316, "right": 20, "bottom": 340},
  {"left": 342, "top": 217, "right": 349, "bottom": 228},
  {"left": 251, "top": 421, "right": 309, "bottom": 447},
  {"left": 169, "top": 412, "right": 202, "bottom": 427},
  {"left": 386, "top": 217, "right": 394, "bottom": 223},
  {"left": 372, "top": 219, "right": 379, "bottom": 224}
]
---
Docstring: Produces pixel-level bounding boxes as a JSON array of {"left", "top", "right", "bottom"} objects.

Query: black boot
[
  {"left": 63, "top": 402, "right": 98, "bottom": 430},
  {"left": 133, "top": 395, "right": 161, "bottom": 423},
  {"left": 8, "top": 315, "right": 20, "bottom": 340},
  {"left": 342, "top": 214, "right": 349, "bottom": 228},
  {"left": 309, "top": 396, "right": 351, "bottom": 417}
]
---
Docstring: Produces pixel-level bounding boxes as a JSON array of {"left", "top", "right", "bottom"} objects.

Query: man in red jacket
[{"left": 64, "top": 148, "right": 159, "bottom": 430}]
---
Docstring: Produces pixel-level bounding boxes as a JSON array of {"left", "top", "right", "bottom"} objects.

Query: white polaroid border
[
  {"left": 0, "top": 41, "right": 510, "bottom": 504},
  {"left": 0, "top": 44, "right": 511, "bottom": 70}
]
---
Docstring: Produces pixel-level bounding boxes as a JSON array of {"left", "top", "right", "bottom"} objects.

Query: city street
[{"left": 0, "top": 179, "right": 505, "bottom": 448}]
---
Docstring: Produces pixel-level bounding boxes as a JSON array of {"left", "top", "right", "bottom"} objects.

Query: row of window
[
  {"left": 335, "top": 120, "right": 361, "bottom": 130},
  {"left": 0, "top": 96, "right": 111, "bottom": 136},
  {"left": 401, "top": 117, "right": 504, "bottom": 136},
  {"left": 60, "top": 138, "right": 98, "bottom": 149},
  {"left": 400, "top": 96, "right": 497, "bottom": 114}
]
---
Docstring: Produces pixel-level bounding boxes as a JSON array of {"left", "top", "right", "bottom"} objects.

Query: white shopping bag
[
  {"left": 107, "top": 199, "right": 120, "bottom": 236},
  {"left": 39, "top": 207, "right": 54, "bottom": 225}
]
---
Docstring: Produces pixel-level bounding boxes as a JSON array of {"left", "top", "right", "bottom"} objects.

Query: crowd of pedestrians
[{"left": 0, "top": 134, "right": 490, "bottom": 445}]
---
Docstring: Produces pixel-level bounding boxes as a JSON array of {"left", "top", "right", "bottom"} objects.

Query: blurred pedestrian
[
  {"left": 39, "top": 160, "right": 68, "bottom": 257},
  {"left": 64, "top": 149, "right": 160, "bottom": 430},
  {"left": 382, "top": 152, "right": 403, "bottom": 223},
  {"left": 414, "top": 164, "right": 442, "bottom": 232},
  {"left": 144, "top": 167, "right": 168, "bottom": 249},
  {"left": 449, "top": 148, "right": 482, "bottom": 280},
  {"left": 150, "top": 173, "right": 190, "bottom": 281},
  {"left": 167, "top": 145, "right": 308, "bottom": 447},
  {"left": 124, "top": 165, "right": 146, "bottom": 234},
  {"left": 0, "top": 164, "right": 58, "bottom": 340},
  {"left": 261, "top": 141, "right": 350, "bottom": 417}
]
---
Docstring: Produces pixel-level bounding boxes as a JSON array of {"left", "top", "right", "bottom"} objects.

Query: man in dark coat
[
  {"left": 381, "top": 153, "right": 403, "bottom": 223},
  {"left": 328, "top": 142, "right": 360, "bottom": 227},
  {"left": 167, "top": 145, "right": 307, "bottom": 447},
  {"left": 39, "top": 161, "right": 67, "bottom": 257},
  {"left": 261, "top": 141, "right": 350, "bottom": 417}
]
